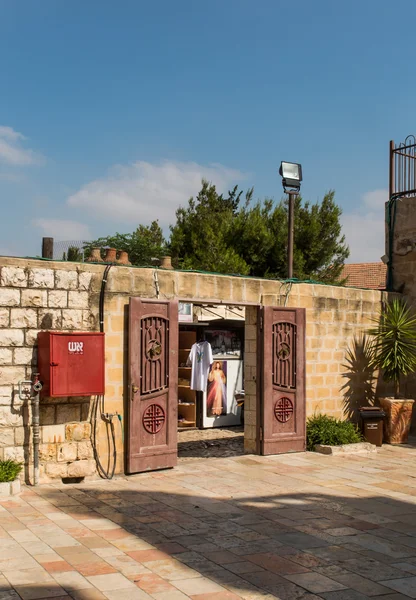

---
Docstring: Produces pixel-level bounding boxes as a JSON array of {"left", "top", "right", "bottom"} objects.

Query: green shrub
[
  {"left": 0, "top": 460, "right": 23, "bottom": 483},
  {"left": 306, "top": 414, "right": 362, "bottom": 451}
]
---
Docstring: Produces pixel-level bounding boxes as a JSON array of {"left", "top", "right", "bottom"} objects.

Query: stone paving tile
[
  {"left": 51, "top": 571, "right": 94, "bottom": 592},
  {"left": 134, "top": 572, "right": 178, "bottom": 594},
  {"left": 86, "top": 573, "right": 137, "bottom": 591},
  {"left": 284, "top": 572, "right": 347, "bottom": 594},
  {"left": 67, "top": 589, "right": 106, "bottom": 600},
  {"left": 336, "top": 557, "right": 410, "bottom": 582},
  {"left": 173, "top": 577, "right": 228, "bottom": 595},
  {"left": 381, "top": 575, "right": 416, "bottom": 597},
  {"left": 41, "top": 561, "right": 75, "bottom": 573},
  {"left": 314, "top": 564, "right": 392, "bottom": 596},
  {"left": 103, "top": 589, "right": 152, "bottom": 600},
  {"left": 7, "top": 446, "right": 416, "bottom": 599},
  {"left": 320, "top": 591, "right": 370, "bottom": 600}
]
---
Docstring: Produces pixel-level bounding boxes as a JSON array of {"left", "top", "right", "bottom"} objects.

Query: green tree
[
  {"left": 169, "top": 180, "right": 251, "bottom": 274},
  {"left": 170, "top": 182, "right": 349, "bottom": 282},
  {"left": 63, "top": 246, "right": 83, "bottom": 262},
  {"left": 84, "top": 221, "right": 166, "bottom": 266}
]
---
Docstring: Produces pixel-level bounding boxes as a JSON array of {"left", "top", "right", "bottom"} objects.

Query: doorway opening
[{"left": 177, "top": 302, "right": 245, "bottom": 459}]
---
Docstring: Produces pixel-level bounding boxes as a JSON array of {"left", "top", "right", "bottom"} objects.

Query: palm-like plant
[{"left": 369, "top": 298, "right": 416, "bottom": 398}]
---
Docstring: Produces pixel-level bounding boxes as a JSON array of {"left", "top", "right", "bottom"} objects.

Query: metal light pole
[
  {"left": 279, "top": 162, "right": 302, "bottom": 279},
  {"left": 287, "top": 192, "right": 296, "bottom": 279}
]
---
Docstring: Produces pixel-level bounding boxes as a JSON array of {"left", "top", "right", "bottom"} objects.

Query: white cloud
[
  {"left": 32, "top": 219, "right": 92, "bottom": 241},
  {"left": 341, "top": 189, "right": 387, "bottom": 263},
  {"left": 0, "top": 125, "right": 44, "bottom": 166},
  {"left": 67, "top": 160, "right": 247, "bottom": 226}
]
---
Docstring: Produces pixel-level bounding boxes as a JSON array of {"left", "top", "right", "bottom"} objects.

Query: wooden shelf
[{"left": 178, "top": 330, "right": 197, "bottom": 430}]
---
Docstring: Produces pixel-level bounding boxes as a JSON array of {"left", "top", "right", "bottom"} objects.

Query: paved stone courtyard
[
  {"left": 3, "top": 444, "right": 416, "bottom": 599},
  {"left": 178, "top": 427, "right": 244, "bottom": 459}
]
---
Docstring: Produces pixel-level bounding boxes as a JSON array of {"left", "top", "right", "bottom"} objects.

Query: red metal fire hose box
[{"left": 38, "top": 332, "right": 105, "bottom": 397}]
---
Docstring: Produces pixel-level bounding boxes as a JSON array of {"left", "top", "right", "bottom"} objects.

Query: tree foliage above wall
[
  {"left": 169, "top": 181, "right": 349, "bottom": 283},
  {"left": 84, "top": 180, "right": 349, "bottom": 283}
]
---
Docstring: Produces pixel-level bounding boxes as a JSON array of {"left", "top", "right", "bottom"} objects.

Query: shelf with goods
[{"left": 178, "top": 330, "right": 197, "bottom": 428}]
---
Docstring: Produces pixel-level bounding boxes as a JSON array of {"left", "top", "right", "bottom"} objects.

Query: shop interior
[{"left": 178, "top": 302, "right": 245, "bottom": 431}]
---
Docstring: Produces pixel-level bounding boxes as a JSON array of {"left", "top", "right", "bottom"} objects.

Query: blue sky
[{"left": 1, "top": 0, "right": 415, "bottom": 262}]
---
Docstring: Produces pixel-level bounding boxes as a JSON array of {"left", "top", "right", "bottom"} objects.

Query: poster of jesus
[{"left": 206, "top": 361, "right": 227, "bottom": 417}]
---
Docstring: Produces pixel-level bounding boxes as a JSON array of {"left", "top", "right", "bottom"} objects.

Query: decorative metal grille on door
[
  {"left": 141, "top": 316, "right": 168, "bottom": 394},
  {"left": 273, "top": 322, "right": 296, "bottom": 389}
]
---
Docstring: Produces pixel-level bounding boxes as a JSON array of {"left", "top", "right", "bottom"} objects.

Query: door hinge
[
  {"left": 259, "top": 316, "right": 263, "bottom": 331},
  {"left": 259, "top": 426, "right": 263, "bottom": 441}
]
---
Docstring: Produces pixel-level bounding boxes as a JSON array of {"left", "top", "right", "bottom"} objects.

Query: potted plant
[{"left": 369, "top": 298, "right": 416, "bottom": 444}]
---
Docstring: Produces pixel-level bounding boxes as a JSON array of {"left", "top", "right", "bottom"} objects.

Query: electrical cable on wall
[{"left": 91, "top": 264, "right": 118, "bottom": 479}]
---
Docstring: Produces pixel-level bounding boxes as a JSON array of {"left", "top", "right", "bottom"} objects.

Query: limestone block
[
  {"left": 41, "top": 424, "right": 65, "bottom": 443},
  {"left": 68, "top": 291, "right": 89, "bottom": 309},
  {"left": 61, "top": 309, "right": 83, "bottom": 329},
  {"left": 176, "top": 272, "right": 197, "bottom": 298},
  {"left": 39, "top": 405, "right": 55, "bottom": 425},
  {"left": 14, "top": 427, "right": 25, "bottom": 445},
  {"left": 10, "top": 479, "right": 21, "bottom": 495},
  {"left": 65, "top": 423, "right": 91, "bottom": 441},
  {"left": 107, "top": 270, "right": 132, "bottom": 293},
  {"left": 10, "top": 308, "right": 37, "bottom": 328},
  {"left": 48, "top": 290, "right": 67, "bottom": 308},
  {"left": 0, "top": 329, "right": 24, "bottom": 347},
  {"left": 0, "top": 288, "right": 21, "bottom": 306},
  {"left": 129, "top": 274, "right": 152, "bottom": 297},
  {"left": 0, "top": 406, "right": 23, "bottom": 427},
  {"left": 1, "top": 267, "right": 27, "bottom": 287},
  {"left": 21, "top": 289, "right": 48, "bottom": 307},
  {"left": 77, "top": 440, "right": 93, "bottom": 460},
  {"left": 0, "top": 349, "right": 12, "bottom": 365},
  {"left": 4, "top": 446, "right": 24, "bottom": 462},
  {"left": 0, "top": 428, "right": 15, "bottom": 447},
  {"left": 38, "top": 309, "right": 62, "bottom": 329},
  {"left": 57, "top": 442, "right": 77, "bottom": 462},
  {"left": 0, "top": 309, "right": 9, "bottom": 327},
  {"left": 67, "top": 459, "right": 96, "bottom": 478},
  {"left": 39, "top": 443, "right": 56, "bottom": 461},
  {"left": 82, "top": 310, "right": 97, "bottom": 330},
  {"left": 45, "top": 462, "right": 68, "bottom": 478},
  {"left": 55, "top": 269, "right": 78, "bottom": 290},
  {"left": 78, "top": 272, "right": 92, "bottom": 291},
  {"left": 56, "top": 404, "right": 81, "bottom": 424},
  {"left": 245, "top": 280, "right": 261, "bottom": 304},
  {"left": 28, "top": 269, "right": 54, "bottom": 289},
  {"left": 81, "top": 403, "right": 90, "bottom": 421},
  {"left": 25, "top": 329, "right": 41, "bottom": 346},
  {"left": 0, "top": 366, "right": 26, "bottom": 386},
  {"left": 13, "top": 347, "right": 35, "bottom": 366},
  {"left": 315, "top": 442, "right": 377, "bottom": 455},
  {"left": 0, "top": 482, "right": 11, "bottom": 496}
]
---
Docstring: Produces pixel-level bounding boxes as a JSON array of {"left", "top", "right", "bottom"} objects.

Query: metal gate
[
  {"left": 127, "top": 298, "right": 178, "bottom": 473},
  {"left": 258, "top": 306, "right": 306, "bottom": 455}
]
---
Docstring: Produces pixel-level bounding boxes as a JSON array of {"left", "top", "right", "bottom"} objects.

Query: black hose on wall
[{"left": 91, "top": 265, "right": 117, "bottom": 479}]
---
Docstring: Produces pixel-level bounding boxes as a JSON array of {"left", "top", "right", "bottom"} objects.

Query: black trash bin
[{"left": 359, "top": 406, "right": 385, "bottom": 447}]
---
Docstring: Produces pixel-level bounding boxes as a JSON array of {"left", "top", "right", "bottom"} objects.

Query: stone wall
[
  {"left": 0, "top": 256, "right": 393, "bottom": 482},
  {"left": 389, "top": 196, "right": 416, "bottom": 297}
]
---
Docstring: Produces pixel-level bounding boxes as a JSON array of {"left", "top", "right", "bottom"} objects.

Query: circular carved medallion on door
[
  {"left": 143, "top": 404, "right": 166, "bottom": 434},
  {"left": 274, "top": 397, "right": 294, "bottom": 423}
]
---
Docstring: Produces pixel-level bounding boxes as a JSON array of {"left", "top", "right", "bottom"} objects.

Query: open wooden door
[
  {"left": 259, "top": 306, "right": 306, "bottom": 455},
  {"left": 127, "top": 298, "right": 178, "bottom": 473}
]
